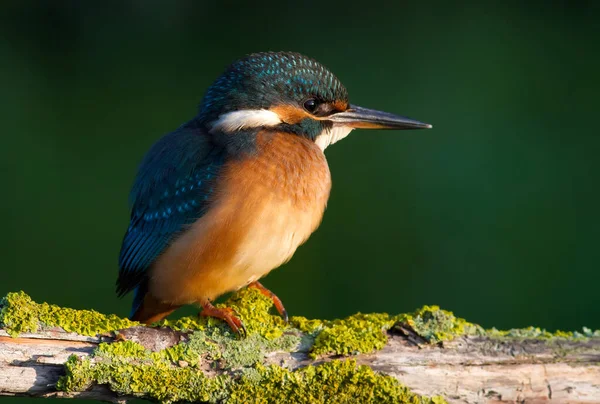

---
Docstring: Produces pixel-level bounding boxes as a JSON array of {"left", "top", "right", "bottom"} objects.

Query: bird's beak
[{"left": 328, "top": 104, "right": 432, "bottom": 130}]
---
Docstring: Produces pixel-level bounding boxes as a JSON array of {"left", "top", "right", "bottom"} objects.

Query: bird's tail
[{"left": 129, "top": 282, "right": 180, "bottom": 324}]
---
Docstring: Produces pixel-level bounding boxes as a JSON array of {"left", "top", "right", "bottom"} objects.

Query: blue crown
[{"left": 199, "top": 52, "right": 348, "bottom": 121}]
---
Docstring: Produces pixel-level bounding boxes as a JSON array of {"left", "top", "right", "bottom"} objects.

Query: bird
[{"left": 117, "top": 51, "right": 431, "bottom": 335}]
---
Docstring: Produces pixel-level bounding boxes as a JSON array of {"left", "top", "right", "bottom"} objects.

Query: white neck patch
[
  {"left": 210, "top": 109, "right": 353, "bottom": 151},
  {"left": 315, "top": 126, "right": 353, "bottom": 151},
  {"left": 210, "top": 109, "right": 281, "bottom": 134}
]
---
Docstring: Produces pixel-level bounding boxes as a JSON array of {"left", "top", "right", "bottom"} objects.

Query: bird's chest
[
  {"left": 218, "top": 133, "right": 331, "bottom": 283},
  {"left": 149, "top": 133, "right": 331, "bottom": 303}
]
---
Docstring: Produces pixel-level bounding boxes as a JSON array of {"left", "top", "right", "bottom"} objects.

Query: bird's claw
[
  {"left": 200, "top": 302, "right": 247, "bottom": 338},
  {"left": 248, "top": 281, "right": 288, "bottom": 322}
]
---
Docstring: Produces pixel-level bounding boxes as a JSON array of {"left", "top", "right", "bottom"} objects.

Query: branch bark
[{"left": 1, "top": 324, "right": 600, "bottom": 403}]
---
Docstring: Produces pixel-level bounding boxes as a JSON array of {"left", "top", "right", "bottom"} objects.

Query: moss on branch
[
  {"left": 1, "top": 289, "right": 597, "bottom": 403},
  {"left": 0, "top": 291, "right": 137, "bottom": 337}
]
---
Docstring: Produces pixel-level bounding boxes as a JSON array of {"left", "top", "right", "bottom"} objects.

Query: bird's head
[{"left": 198, "top": 52, "right": 431, "bottom": 153}]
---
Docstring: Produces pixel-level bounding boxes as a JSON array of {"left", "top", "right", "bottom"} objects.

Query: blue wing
[{"left": 117, "top": 125, "right": 224, "bottom": 302}]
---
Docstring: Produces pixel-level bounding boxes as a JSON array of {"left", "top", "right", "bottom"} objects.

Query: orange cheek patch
[
  {"left": 270, "top": 105, "right": 311, "bottom": 124},
  {"left": 332, "top": 100, "right": 349, "bottom": 112}
]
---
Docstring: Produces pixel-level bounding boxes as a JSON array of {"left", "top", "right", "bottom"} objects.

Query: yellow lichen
[
  {"left": 5, "top": 290, "right": 594, "bottom": 404},
  {"left": 57, "top": 350, "right": 229, "bottom": 403},
  {"left": 229, "top": 360, "right": 447, "bottom": 404},
  {"left": 0, "top": 291, "right": 137, "bottom": 337},
  {"left": 292, "top": 313, "right": 396, "bottom": 358},
  {"left": 290, "top": 315, "right": 324, "bottom": 334},
  {"left": 158, "top": 288, "right": 289, "bottom": 340},
  {"left": 395, "top": 305, "right": 484, "bottom": 343},
  {"left": 59, "top": 345, "right": 446, "bottom": 404}
]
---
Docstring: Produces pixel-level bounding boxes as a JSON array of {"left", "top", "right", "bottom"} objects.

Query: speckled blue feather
[
  {"left": 117, "top": 124, "right": 224, "bottom": 308},
  {"left": 198, "top": 52, "right": 348, "bottom": 124}
]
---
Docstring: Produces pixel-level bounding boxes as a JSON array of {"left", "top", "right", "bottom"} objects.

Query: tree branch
[{"left": 1, "top": 291, "right": 599, "bottom": 403}]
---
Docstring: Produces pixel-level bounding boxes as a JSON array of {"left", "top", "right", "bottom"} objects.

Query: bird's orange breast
[{"left": 148, "top": 132, "right": 331, "bottom": 305}]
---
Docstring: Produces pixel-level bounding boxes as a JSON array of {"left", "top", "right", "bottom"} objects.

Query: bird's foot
[
  {"left": 248, "top": 281, "right": 288, "bottom": 322},
  {"left": 200, "top": 301, "right": 246, "bottom": 338}
]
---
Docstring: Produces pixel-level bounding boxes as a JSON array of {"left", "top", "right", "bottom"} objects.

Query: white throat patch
[
  {"left": 210, "top": 109, "right": 281, "bottom": 134},
  {"left": 315, "top": 126, "right": 353, "bottom": 151}
]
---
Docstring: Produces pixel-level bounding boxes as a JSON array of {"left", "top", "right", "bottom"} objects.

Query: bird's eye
[{"left": 303, "top": 98, "right": 319, "bottom": 113}]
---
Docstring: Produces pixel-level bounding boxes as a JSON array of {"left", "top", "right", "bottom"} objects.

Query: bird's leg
[
  {"left": 199, "top": 300, "right": 246, "bottom": 337},
  {"left": 247, "top": 281, "right": 288, "bottom": 322}
]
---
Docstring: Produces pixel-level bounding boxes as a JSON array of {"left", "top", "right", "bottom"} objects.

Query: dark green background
[{"left": 2, "top": 1, "right": 600, "bottom": 401}]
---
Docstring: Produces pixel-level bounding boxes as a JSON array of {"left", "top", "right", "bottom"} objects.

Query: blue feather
[
  {"left": 117, "top": 125, "right": 225, "bottom": 298},
  {"left": 130, "top": 282, "right": 147, "bottom": 318}
]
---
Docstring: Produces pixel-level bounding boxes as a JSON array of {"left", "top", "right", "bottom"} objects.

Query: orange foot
[
  {"left": 200, "top": 301, "right": 246, "bottom": 337},
  {"left": 248, "top": 281, "right": 288, "bottom": 322}
]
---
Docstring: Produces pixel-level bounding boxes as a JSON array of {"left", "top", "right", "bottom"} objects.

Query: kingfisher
[{"left": 117, "top": 51, "right": 431, "bottom": 335}]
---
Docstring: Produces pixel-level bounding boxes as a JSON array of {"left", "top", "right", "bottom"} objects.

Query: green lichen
[
  {"left": 229, "top": 360, "right": 447, "bottom": 404},
  {"left": 486, "top": 326, "right": 575, "bottom": 339},
  {"left": 223, "top": 287, "right": 289, "bottom": 339},
  {"left": 57, "top": 339, "right": 219, "bottom": 400},
  {"left": 92, "top": 340, "right": 202, "bottom": 368},
  {"left": 395, "top": 305, "right": 484, "bottom": 344},
  {"left": 292, "top": 306, "right": 482, "bottom": 358},
  {"left": 393, "top": 306, "right": 586, "bottom": 343},
  {"left": 6, "top": 290, "right": 597, "bottom": 403},
  {"left": 57, "top": 347, "right": 229, "bottom": 403},
  {"left": 293, "top": 305, "right": 586, "bottom": 359},
  {"left": 186, "top": 326, "right": 301, "bottom": 369},
  {"left": 59, "top": 345, "right": 445, "bottom": 404},
  {"left": 0, "top": 291, "right": 137, "bottom": 337},
  {"left": 57, "top": 322, "right": 303, "bottom": 398},
  {"left": 161, "top": 314, "right": 209, "bottom": 332},
  {"left": 162, "top": 341, "right": 203, "bottom": 367},
  {"left": 96, "top": 339, "right": 149, "bottom": 358},
  {"left": 577, "top": 327, "right": 600, "bottom": 338},
  {"left": 48, "top": 288, "right": 443, "bottom": 403},
  {"left": 159, "top": 288, "right": 290, "bottom": 340},
  {"left": 394, "top": 306, "right": 596, "bottom": 343},
  {"left": 290, "top": 316, "right": 324, "bottom": 334},
  {"left": 292, "top": 313, "right": 396, "bottom": 358}
]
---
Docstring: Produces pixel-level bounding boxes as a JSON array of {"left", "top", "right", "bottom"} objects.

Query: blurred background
[{"left": 2, "top": 1, "right": 600, "bottom": 400}]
